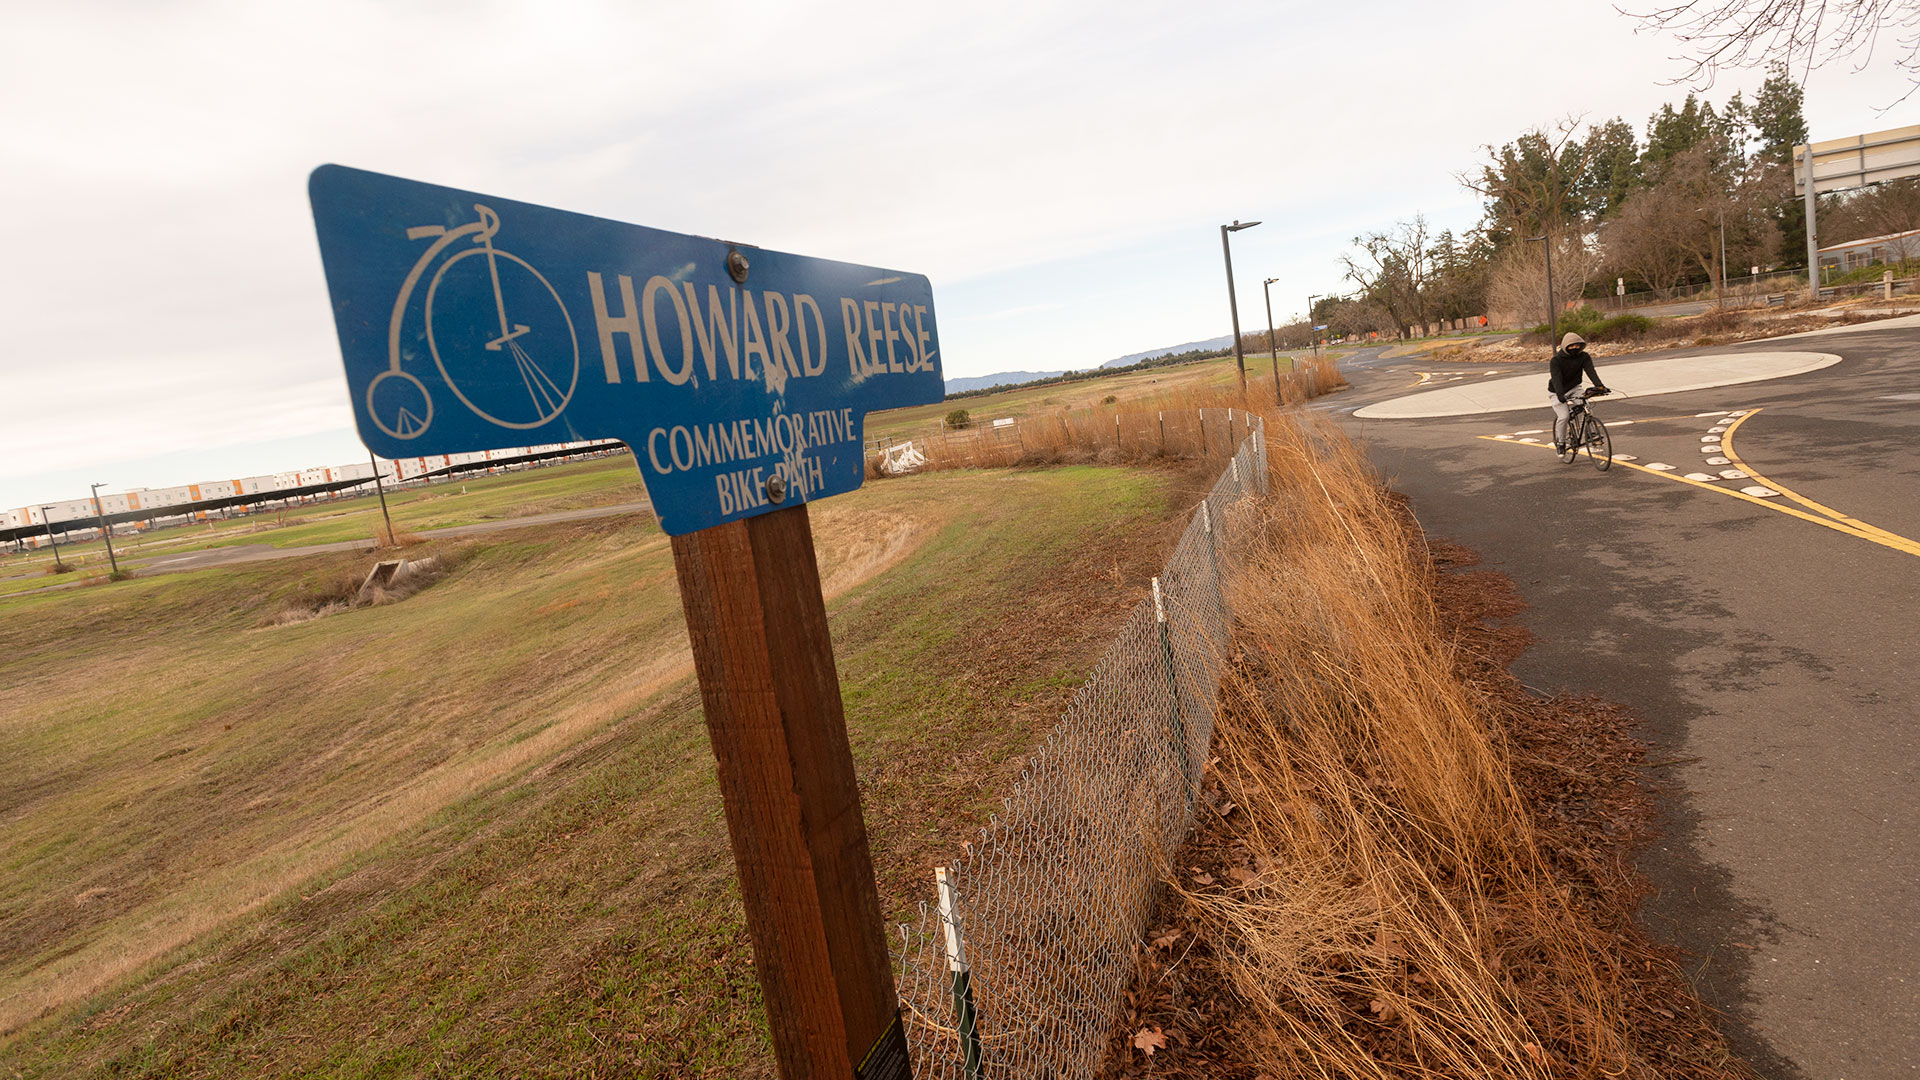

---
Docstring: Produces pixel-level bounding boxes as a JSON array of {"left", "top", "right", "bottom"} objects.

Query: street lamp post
[
  {"left": 1261, "top": 277, "right": 1283, "bottom": 403},
  {"left": 1220, "top": 219, "right": 1261, "bottom": 394},
  {"left": 1695, "top": 206, "right": 1728, "bottom": 307},
  {"left": 39, "top": 505, "right": 63, "bottom": 571},
  {"left": 1528, "top": 235, "right": 1557, "bottom": 345},
  {"left": 89, "top": 483, "right": 120, "bottom": 577}
]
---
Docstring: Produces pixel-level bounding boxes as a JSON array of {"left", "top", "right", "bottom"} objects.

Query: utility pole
[
  {"left": 39, "top": 505, "right": 63, "bottom": 571},
  {"left": 370, "top": 450, "right": 396, "bottom": 545},
  {"left": 1261, "top": 277, "right": 1282, "bottom": 403},
  {"left": 1307, "top": 294, "right": 1323, "bottom": 359},
  {"left": 1802, "top": 141, "right": 1821, "bottom": 302},
  {"left": 1530, "top": 235, "right": 1557, "bottom": 345},
  {"left": 89, "top": 483, "right": 120, "bottom": 577},
  {"left": 1718, "top": 208, "right": 1728, "bottom": 308},
  {"left": 1220, "top": 219, "right": 1260, "bottom": 394}
]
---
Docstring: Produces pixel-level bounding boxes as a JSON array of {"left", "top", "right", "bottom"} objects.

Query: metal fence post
[
  {"left": 1152, "top": 577, "right": 1194, "bottom": 809},
  {"left": 937, "top": 867, "right": 984, "bottom": 1080}
]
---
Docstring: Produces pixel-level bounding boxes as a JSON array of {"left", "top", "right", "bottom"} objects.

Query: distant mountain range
[
  {"left": 1096, "top": 335, "right": 1234, "bottom": 369},
  {"left": 943, "top": 334, "right": 1236, "bottom": 395}
]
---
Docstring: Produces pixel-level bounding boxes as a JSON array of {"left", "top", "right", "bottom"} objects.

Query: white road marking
[
  {"left": 1518, "top": 438, "right": 1540, "bottom": 443},
  {"left": 1695, "top": 411, "right": 1728, "bottom": 417},
  {"left": 1706, "top": 456, "right": 1731, "bottom": 465},
  {"left": 1514, "top": 429, "right": 1545, "bottom": 435},
  {"left": 1708, "top": 426, "right": 1727, "bottom": 433},
  {"left": 1615, "top": 454, "right": 1638, "bottom": 461},
  {"left": 1701, "top": 436, "right": 1721, "bottom": 442},
  {"left": 1494, "top": 434, "right": 1515, "bottom": 440},
  {"left": 1647, "top": 463, "right": 1676, "bottom": 471},
  {"left": 1879, "top": 392, "right": 1920, "bottom": 401},
  {"left": 1701, "top": 445, "right": 1723, "bottom": 453},
  {"left": 1741, "top": 486, "right": 1781, "bottom": 497},
  {"left": 1719, "top": 469, "right": 1749, "bottom": 479},
  {"left": 1685, "top": 472, "right": 1718, "bottom": 481}
]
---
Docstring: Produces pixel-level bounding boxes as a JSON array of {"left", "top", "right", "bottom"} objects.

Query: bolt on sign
[
  {"left": 310, "top": 164, "right": 941, "bottom": 536},
  {"left": 310, "top": 165, "right": 940, "bottom": 1079}
]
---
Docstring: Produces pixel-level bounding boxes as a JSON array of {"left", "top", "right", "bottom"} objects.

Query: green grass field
[
  {"left": 0, "top": 460, "right": 1200, "bottom": 1077},
  {"left": 0, "top": 456, "right": 648, "bottom": 591}
]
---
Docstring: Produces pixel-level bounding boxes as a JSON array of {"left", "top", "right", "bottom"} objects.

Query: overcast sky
[{"left": 2, "top": 0, "right": 1913, "bottom": 510}]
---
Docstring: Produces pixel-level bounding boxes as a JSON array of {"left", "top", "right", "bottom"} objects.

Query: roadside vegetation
[{"left": 1099, "top": 412, "right": 1750, "bottom": 1078}]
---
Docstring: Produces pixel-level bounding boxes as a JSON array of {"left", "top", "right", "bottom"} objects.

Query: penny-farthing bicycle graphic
[{"left": 369, "top": 204, "right": 580, "bottom": 439}]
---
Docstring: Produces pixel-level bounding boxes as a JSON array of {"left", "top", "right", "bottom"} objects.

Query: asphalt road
[{"left": 1330, "top": 331, "right": 1920, "bottom": 1079}]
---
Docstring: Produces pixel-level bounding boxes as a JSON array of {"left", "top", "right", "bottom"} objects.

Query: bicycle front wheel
[
  {"left": 1583, "top": 415, "right": 1612, "bottom": 471},
  {"left": 1559, "top": 415, "right": 1579, "bottom": 464}
]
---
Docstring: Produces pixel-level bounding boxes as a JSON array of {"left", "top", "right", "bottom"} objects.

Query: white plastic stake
[
  {"left": 936, "top": 867, "right": 967, "bottom": 973},
  {"left": 1151, "top": 576, "right": 1167, "bottom": 624}
]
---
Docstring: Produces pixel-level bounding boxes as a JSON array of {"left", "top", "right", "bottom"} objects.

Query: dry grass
[
  {"left": 1150, "top": 412, "right": 1737, "bottom": 1078},
  {"left": 903, "top": 359, "right": 1346, "bottom": 473},
  {"left": 372, "top": 524, "right": 428, "bottom": 548}
]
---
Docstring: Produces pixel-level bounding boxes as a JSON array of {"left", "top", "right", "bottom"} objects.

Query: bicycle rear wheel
[{"left": 1583, "top": 415, "right": 1612, "bottom": 471}]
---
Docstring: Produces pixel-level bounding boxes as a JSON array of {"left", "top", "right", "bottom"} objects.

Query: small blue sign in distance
[{"left": 309, "top": 165, "right": 943, "bottom": 536}]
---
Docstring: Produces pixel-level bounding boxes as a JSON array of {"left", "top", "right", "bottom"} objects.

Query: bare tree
[
  {"left": 1487, "top": 238, "right": 1603, "bottom": 328},
  {"left": 1602, "top": 147, "right": 1785, "bottom": 294},
  {"left": 1624, "top": 0, "right": 1920, "bottom": 95},
  {"left": 1342, "top": 217, "right": 1439, "bottom": 338}
]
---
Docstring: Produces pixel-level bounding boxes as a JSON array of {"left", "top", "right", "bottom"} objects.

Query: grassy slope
[{"left": 1, "top": 464, "right": 1189, "bottom": 1078}]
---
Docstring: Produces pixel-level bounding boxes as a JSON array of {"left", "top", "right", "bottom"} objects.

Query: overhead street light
[
  {"left": 89, "top": 482, "right": 120, "bottom": 578},
  {"left": 1220, "top": 220, "right": 1261, "bottom": 394},
  {"left": 1261, "top": 277, "right": 1282, "bottom": 404}
]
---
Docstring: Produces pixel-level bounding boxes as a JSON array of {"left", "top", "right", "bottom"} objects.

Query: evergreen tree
[
  {"left": 1749, "top": 64, "right": 1809, "bottom": 165},
  {"left": 1580, "top": 118, "right": 1642, "bottom": 220}
]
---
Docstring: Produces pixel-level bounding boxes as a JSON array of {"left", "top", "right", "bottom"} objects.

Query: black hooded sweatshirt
[{"left": 1547, "top": 348, "right": 1605, "bottom": 401}]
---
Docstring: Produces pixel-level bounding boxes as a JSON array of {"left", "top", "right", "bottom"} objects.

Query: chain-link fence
[{"left": 893, "top": 418, "right": 1270, "bottom": 1079}]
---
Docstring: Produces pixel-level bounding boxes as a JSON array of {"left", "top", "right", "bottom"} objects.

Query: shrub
[
  {"left": 1589, "top": 314, "right": 1652, "bottom": 341},
  {"left": 944, "top": 408, "right": 972, "bottom": 429},
  {"left": 1102, "top": 394, "right": 1118, "bottom": 405}
]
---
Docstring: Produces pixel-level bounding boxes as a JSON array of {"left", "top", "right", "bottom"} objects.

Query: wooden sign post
[
  {"left": 310, "top": 166, "right": 939, "bottom": 1079},
  {"left": 672, "top": 505, "right": 905, "bottom": 1078}
]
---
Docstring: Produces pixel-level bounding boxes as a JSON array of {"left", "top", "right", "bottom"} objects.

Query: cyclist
[{"left": 1548, "top": 332, "right": 1609, "bottom": 453}]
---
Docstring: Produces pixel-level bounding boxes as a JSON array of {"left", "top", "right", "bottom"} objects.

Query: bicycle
[{"left": 1557, "top": 386, "right": 1613, "bottom": 471}]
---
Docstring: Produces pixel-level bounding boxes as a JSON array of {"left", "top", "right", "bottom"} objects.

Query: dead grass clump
[
  {"left": 42, "top": 560, "right": 77, "bottom": 575},
  {"left": 1155, "top": 413, "right": 1735, "bottom": 1078},
  {"left": 372, "top": 525, "right": 428, "bottom": 548},
  {"left": 913, "top": 365, "right": 1345, "bottom": 474}
]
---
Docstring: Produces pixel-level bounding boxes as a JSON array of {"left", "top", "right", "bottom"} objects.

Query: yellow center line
[
  {"left": 1718, "top": 410, "right": 1916, "bottom": 546},
  {"left": 1406, "top": 371, "right": 1433, "bottom": 388},
  {"left": 1474, "top": 434, "right": 1920, "bottom": 559}
]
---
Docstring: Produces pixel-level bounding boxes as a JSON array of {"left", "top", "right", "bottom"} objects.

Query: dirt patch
[{"left": 1095, "top": 527, "right": 1754, "bottom": 1079}]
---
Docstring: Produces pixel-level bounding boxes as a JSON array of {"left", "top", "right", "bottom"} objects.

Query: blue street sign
[
  {"left": 1313, "top": 324, "right": 1329, "bottom": 331},
  {"left": 309, "top": 165, "right": 943, "bottom": 535}
]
